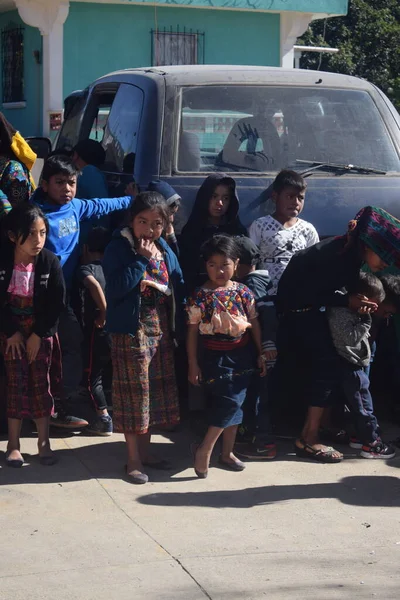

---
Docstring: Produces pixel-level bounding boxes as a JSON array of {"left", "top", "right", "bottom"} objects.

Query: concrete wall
[
  {"left": 63, "top": 2, "right": 280, "bottom": 96},
  {"left": 0, "top": 10, "right": 42, "bottom": 136}
]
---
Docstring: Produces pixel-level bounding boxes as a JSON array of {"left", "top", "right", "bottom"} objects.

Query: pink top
[{"left": 7, "top": 262, "right": 35, "bottom": 297}]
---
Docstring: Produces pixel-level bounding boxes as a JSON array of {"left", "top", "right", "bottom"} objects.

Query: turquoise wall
[
  {"left": 0, "top": 11, "right": 42, "bottom": 136},
  {"left": 127, "top": 0, "right": 348, "bottom": 14},
  {"left": 64, "top": 3, "right": 280, "bottom": 95}
]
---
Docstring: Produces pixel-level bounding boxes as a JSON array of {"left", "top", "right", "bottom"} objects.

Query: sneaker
[
  {"left": 360, "top": 439, "right": 396, "bottom": 459},
  {"left": 50, "top": 405, "right": 88, "bottom": 430},
  {"left": 235, "top": 441, "right": 277, "bottom": 460},
  {"left": 86, "top": 414, "right": 113, "bottom": 436},
  {"left": 349, "top": 436, "right": 363, "bottom": 449}
]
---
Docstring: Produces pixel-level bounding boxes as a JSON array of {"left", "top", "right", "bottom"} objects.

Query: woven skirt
[
  {"left": 111, "top": 302, "right": 180, "bottom": 434},
  {"left": 0, "top": 295, "right": 56, "bottom": 420}
]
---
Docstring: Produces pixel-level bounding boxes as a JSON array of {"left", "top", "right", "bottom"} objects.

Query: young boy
[
  {"left": 148, "top": 180, "right": 181, "bottom": 257},
  {"left": 31, "top": 155, "right": 133, "bottom": 428},
  {"left": 77, "top": 227, "right": 113, "bottom": 436},
  {"left": 248, "top": 169, "right": 319, "bottom": 296},
  {"left": 234, "top": 236, "right": 277, "bottom": 459},
  {"left": 328, "top": 271, "right": 396, "bottom": 459}
]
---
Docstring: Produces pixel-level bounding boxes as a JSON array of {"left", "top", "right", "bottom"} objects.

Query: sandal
[{"left": 295, "top": 440, "right": 343, "bottom": 463}]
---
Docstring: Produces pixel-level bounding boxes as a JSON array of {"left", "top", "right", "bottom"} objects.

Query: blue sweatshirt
[{"left": 31, "top": 188, "right": 132, "bottom": 289}]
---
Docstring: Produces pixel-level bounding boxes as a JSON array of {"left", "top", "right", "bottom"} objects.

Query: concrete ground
[{"left": 0, "top": 427, "right": 400, "bottom": 600}]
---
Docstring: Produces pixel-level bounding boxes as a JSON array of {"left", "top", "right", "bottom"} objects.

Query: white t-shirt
[{"left": 248, "top": 215, "right": 319, "bottom": 296}]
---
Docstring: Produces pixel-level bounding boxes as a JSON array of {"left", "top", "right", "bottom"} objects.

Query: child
[
  {"left": 72, "top": 139, "right": 108, "bottom": 200},
  {"left": 148, "top": 180, "right": 181, "bottom": 257},
  {"left": 248, "top": 169, "right": 319, "bottom": 296},
  {"left": 327, "top": 271, "right": 395, "bottom": 459},
  {"left": 103, "top": 191, "right": 184, "bottom": 484},
  {"left": 276, "top": 205, "right": 400, "bottom": 462},
  {"left": 180, "top": 174, "right": 247, "bottom": 295},
  {"left": 31, "top": 155, "right": 134, "bottom": 428},
  {"left": 233, "top": 236, "right": 277, "bottom": 459},
  {"left": 0, "top": 204, "right": 65, "bottom": 467},
  {"left": 186, "top": 234, "right": 267, "bottom": 478},
  {"left": 77, "top": 227, "right": 113, "bottom": 436}
]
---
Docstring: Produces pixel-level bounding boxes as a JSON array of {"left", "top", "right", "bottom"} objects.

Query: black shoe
[
  {"left": 360, "top": 439, "right": 396, "bottom": 459},
  {"left": 86, "top": 414, "right": 113, "bottom": 436},
  {"left": 50, "top": 404, "right": 88, "bottom": 429}
]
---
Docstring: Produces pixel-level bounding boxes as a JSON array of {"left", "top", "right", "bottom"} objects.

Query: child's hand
[
  {"left": 137, "top": 238, "right": 154, "bottom": 259},
  {"left": 257, "top": 355, "right": 267, "bottom": 377},
  {"left": 349, "top": 294, "right": 378, "bottom": 314},
  {"left": 188, "top": 363, "right": 202, "bottom": 386},
  {"left": 26, "top": 333, "right": 41, "bottom": 364},
  {"left": 6, "top": 331, "right": 25, "bottom": 360}
]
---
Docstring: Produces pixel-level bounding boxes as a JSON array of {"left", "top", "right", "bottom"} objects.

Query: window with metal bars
[
  {"left": 1, "top": 24, "right": 24, "bottom": 104},
  {"left": 151, "top": 27, "right": 205, "bottom": 66}
]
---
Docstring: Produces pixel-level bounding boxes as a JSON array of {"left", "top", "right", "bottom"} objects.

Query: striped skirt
[{"left": 111, "top": 302, "right": 180, "bottom": 434}]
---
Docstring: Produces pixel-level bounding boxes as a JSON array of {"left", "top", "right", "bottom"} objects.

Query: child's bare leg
[
  {"left": 34, "top": 417, "right": 53, "bottom": 458},
  {"left": 125, "top": 433, "right": 144, "bottom": 473},
  {"left": 221, "top": 425, "right": 242, "bottom": 463},
  {"left": 7, "top": 418, "right": 23, "bottom": 460},
  {"left": 195, "top": 426, "right": 223, "bottom": 474}
]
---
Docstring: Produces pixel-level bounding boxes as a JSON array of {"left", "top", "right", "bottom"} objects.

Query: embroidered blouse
[
  {"left": 141, "top": 258, "right": 171, "bottom": 304},
  {"left": 7, "top": 262, "right": 35, "bottom": 297},
  {"left": 186, "top": 281, "right": 257, "bottom": 338}
]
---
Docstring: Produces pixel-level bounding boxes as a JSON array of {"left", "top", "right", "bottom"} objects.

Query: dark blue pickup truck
[{"left": 52, "top": 65, "right": 400, "bottom": 234}]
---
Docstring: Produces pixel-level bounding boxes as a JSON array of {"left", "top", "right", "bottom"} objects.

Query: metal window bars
[
  {"left": 151, "top": 26, "right": 205, "bottom": 66},
  {"left": 1, "top": 24, "right": 24, "bottom": 103}
]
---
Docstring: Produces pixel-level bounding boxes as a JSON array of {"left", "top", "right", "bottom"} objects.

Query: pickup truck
[{"left": 31, "top": 65, "right": 400, "bottom": 235}]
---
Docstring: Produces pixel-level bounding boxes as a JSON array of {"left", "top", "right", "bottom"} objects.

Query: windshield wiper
[{"left": 296, "top": 159, "right": 387, "bottom": 176}]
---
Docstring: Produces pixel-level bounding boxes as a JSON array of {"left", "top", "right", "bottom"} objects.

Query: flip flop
[{"left": 295, "top": 440, "right": 343, "bottom": 463}]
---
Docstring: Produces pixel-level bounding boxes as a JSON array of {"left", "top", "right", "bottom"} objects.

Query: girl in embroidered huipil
[
  {"left": 0, "top": 204, "right": 65, "bottom": 467},
  {"left": 186, "top": 235, "right": 267, "bottom": 478},
  {"left": 103, "top": 192, "right": 185, "bottom": 485}
]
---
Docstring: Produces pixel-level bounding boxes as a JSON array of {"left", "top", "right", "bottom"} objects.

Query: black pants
[
  {"left": 58, "top": 304, "right": 83, "bottom": 400},
  {"left": 80, "top": 325, "right": 112, "bottom": 412},
  {"left": 242, "top": 371, "right": 272, "bottom": 441}
]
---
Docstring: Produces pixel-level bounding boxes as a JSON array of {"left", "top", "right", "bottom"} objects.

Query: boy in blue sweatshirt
[{"left": 31, "top": 155, "right": 133, "bottom": 428}]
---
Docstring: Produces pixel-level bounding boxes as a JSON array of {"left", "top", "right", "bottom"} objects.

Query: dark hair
[
  {"left": 86, "top": 227, "right": 111, "bottom": 253},
  {"left": 200, "top": 234, "right": 239, "bottom": 262},
  {"left": 128, "top": 191, "right": 169, "bottom": 228},
  {"left": 4, "top": 203, "right": 48, "bottom": 246},
  {"left": 41, "top": 155, "right": 79, "bottom": 182},
  {"left": 272, "top": 169, "right": 307, "bottom": 194},
  {"left": 73, "top": 140, "right": 106, "bottom": 167},
  {"left": 234, "top": 235, "right": 260, "bottom": 266},
  {"left": 380, "top": 274, "right": 400, "bottom": 311},
  {"left": 348, "top": 271, "right": 385, "bottom": 303}
]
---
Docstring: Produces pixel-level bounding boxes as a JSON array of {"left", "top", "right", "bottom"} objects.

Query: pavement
[{"left": 0, "top": 426, "right": 400, "bottom": 600}]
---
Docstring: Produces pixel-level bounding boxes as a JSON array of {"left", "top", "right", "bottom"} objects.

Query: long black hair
[
  {"left": 128, "top": 191, "right": 169, "bottom": 229},
  {"left": 4, "top": 203, "right": 48, "bottom": 246}
]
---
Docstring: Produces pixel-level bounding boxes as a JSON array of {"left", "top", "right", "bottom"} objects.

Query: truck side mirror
[{"left": 26, "top": 137, "right": 52, "bottom": 160}]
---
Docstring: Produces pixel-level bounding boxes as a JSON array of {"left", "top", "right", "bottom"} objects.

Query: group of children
[{"left": 1, "top": 143, "right": 400, "bottom": 481}]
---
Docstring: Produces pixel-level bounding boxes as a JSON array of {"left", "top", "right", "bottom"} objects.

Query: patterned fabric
[
  {"left": 349, "top": 206, "right": 400, "bottom": 269},
  {"left": 0, "top": 157, "right": 32, "bottom": 215},
  {"left": 248, "top": 215, "right": 319, "bottom": 295},
  {"left": 186, "top": 281, "right": 257, "bottom": 338},
  {"left": 7, "top": 262, "right": 35, "bottom": 297},
  {"left": 141, "top": 258, "right": 171, "bottom": 303},
  {"left": 111, "top": 298, "right": 179, "bottom": 434},
  {"left": 0, "top": 294, "right": 54, "bottom": 420}
]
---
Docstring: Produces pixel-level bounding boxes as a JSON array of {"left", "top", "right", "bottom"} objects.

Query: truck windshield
[{"left": 177, "top": 86, "right": 400, "bottom": 174}]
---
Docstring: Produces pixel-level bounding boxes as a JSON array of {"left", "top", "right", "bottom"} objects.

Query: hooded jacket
[
  {"left": 31, "top": 187, "right": 132, "bottom": 290},
  {"left": 179, "top": 174, "right": 247, "bottom": 294},
  {"left": 103, "top": 228, "right": 185, "bottom": 336}
]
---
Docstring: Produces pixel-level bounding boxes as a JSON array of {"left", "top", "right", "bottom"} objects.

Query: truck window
[
  {"left": 177, "top": 86, "right": 400, "bottom": 174},
  {"left": 56, "top": 91, "right": 88, "bottom": 151}
]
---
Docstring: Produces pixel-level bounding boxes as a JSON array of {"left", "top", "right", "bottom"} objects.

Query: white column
[
  {"left": 280, "top": 12, "right": 322, "bottom": 68},
  {"left": 15, "top": 0, "right": 70, "bottom": 136}
]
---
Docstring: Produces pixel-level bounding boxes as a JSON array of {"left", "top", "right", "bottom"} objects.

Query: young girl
[
  {"left": 186, "top": 235, "right": 267, "bottom": 478},
  {"left": 180, "top": 174, "right": 247, "bottom": 295},
  {"left": 103, "top": 191, "right": 185, "bottom": 485},
  {"left": 0, "top": 204, "right": 65, "bottom": 467}
]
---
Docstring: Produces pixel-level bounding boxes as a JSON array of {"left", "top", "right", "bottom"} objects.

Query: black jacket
[
  {"left": 179, "top": 174, "right": 247, "bottom": 294},
  {"left": 276, "top": 236, "right": 362, "bottom": 314},
  {"left": 0, "top": 247, "right": 66, "bottom": 338}
]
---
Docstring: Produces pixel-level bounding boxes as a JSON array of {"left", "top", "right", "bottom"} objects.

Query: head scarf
[
  {"left": 348, "top": 206, "right": 400, "bottom": 269},
  {"left": 0, "top": 112, "right": 36, "bottom": 187}
]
